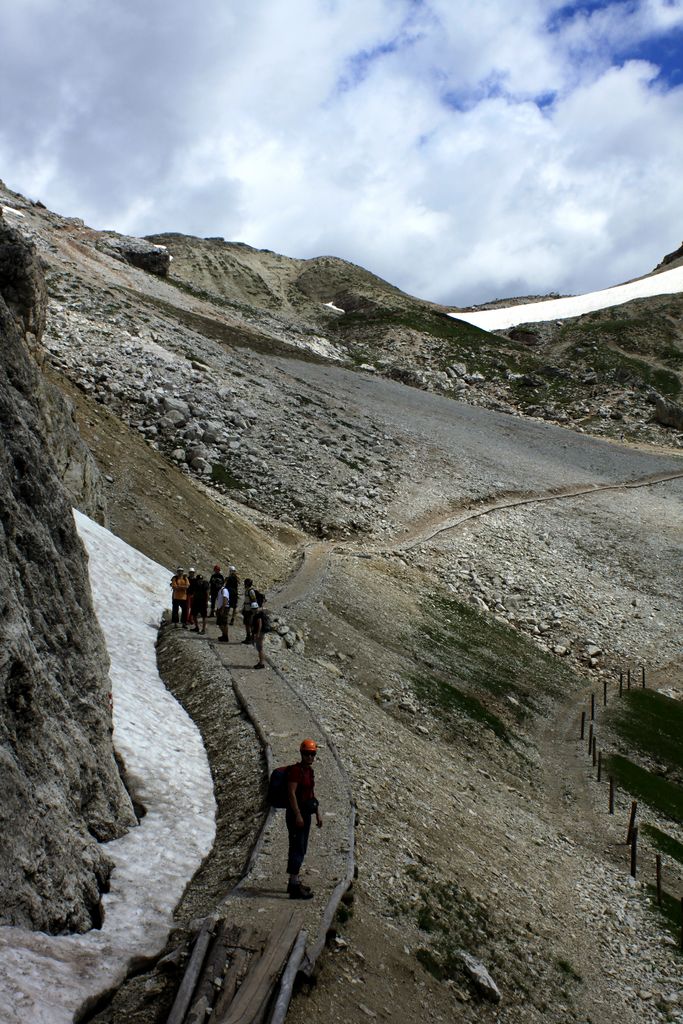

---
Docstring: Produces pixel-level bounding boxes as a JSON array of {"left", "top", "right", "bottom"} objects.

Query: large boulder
[
  {"left": 96, "top": 233, "right": 171, "bottom": 276},
  {"left": 654, "top": 396, "right": 683, "bottom": 431},
  {"left": 0, "top": 213, "right": 136, "bottom": 933}
]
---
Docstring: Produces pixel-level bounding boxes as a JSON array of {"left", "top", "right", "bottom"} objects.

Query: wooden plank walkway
[{"left": 165, "top": 629, "right": 355, "bottom": 1024}]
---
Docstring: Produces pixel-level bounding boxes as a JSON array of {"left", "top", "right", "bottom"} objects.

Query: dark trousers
[
  {"left": 285, "top": 810, "right": 311, "bottom": 875},
  {"left": 172, "top": 598, "right": 187, "bottom": 624}
]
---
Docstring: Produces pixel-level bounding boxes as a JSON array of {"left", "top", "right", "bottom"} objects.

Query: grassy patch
[
  {"left": 645, "top": 885, "right": 683, "bottom": 950},
  {"left": 413, "top": 594, "right": 581, "bottom": 739},
  {"left": 606, "top": 755, "right": 683, "bottom": 823},
  {"left": 641, "top": 824, "right": 683, "bottom": 867},
  {"left": 412, "top": 671, "right": 510, "bottom": 741},
  {"left": 606, "top": 689, "right": 683, "bottom": 775},
  {"left": 211, "top": 463, "right": 244, "bottom": 489}
]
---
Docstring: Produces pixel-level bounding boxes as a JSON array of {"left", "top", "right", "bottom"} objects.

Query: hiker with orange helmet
[{"left": 286, "top": 739, "right": 322, "bottom": 900}]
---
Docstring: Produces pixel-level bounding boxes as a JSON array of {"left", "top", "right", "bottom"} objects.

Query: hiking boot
[
  {"left": 217, "top": 636, "right": 229, "bottom": 643},
  {"left": 241, "top": 637, "right": 252, "bottom": 645},
  {"left": 288, "top": 883, "right": 313, "bottom": 900},
  {"left": 254, "top": 663, "right": 265, "bottom": 670}
]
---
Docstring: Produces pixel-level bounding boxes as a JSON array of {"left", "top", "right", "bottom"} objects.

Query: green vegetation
[
  {"left": 607, "top": 689, "right": 683, "bottom": 775},
  {"left": 645, "top": 885, "right": 683, "bottom": 950},
  {"left": 411, "top": 594, "right": 581, "bottom": 743},
  {"left": 412, "top": 671, "right": 510, "bottom": 741},
  {"left": 211, "top": 463, "right": 244, "bottom": 490},
  {"left": 641, "top": 824, "right": 683, "bottom": 866},
  {"left": 606, "top": 755, "right": 683, "bottom": 822}
]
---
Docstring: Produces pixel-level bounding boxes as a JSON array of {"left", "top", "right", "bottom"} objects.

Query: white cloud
[{"left": 1, "top": 0, "right": 682, "bottom": 303}]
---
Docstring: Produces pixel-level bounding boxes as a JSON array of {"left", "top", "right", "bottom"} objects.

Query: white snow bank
[
  {"left": 450, "top": 265, "right": 683, "bottom": 331},
  {"left": 1, "top": 206, "right": 25, "bottom": 218},
  {"left": 0, "top": 512, "right": 216, "bottom": 1024}
]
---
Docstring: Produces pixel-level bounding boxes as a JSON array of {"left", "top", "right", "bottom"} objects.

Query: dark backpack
[
  {"left": 255, "top": 589, "right": 266, "bottom": 607},
  {"left": 267, "top": 765, "right": 292, "bottom": 808}
]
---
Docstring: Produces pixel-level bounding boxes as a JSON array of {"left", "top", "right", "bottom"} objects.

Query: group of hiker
[
  {"left": 169, "top": 565, "right": 268, "bottom": 669},
  {"left": 168, "top": 564, "right": 321, "bottom": 900}
]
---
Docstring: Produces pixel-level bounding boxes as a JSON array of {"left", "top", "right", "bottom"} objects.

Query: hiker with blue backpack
[{"left": 269, "top": 739, "right": 322, "bottom": 900}]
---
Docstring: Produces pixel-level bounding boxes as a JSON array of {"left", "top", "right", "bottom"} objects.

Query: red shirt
[{"left": 288, "top": 762, "right": 315, "bottom": 803}]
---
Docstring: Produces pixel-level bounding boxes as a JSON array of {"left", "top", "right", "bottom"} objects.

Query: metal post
[
  {"left": 603, "top": 679, "right": 607, "bottom": 706},
  {"left": 627, "top": 669, "right": 631, "bottom": 690},
  {"left": 592, "top": 736, "right": 597, "bottom": 767},
  {"left": 590, "top": 693, "right": 595, "bottom": 721},
  {"left": 619, "top": 672, "right": 623, "bottom": 696},
  {"left": 630, "top": 827, "right": 638, "bottom": 878},
  {"left": 580, "top": 711, "right": 586, "bottom": 740},
  {"left": 609, "top": 776, "right": 615, "bottom": 814},
  {"left": 597, "top": 750, "right": 602, "bottom": 783},
  {"left": 588, "top": 722, "right": 593, "bottom": 754},
  {"left": 642, "top": 666, "right": 646, "bottom": 688}
]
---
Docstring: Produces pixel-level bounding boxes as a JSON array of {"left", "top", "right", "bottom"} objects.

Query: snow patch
[
  {"left": 324, "top": 301, "right": 345, "bottom": 314},
  {"left": 1, "top": 206, "right": 25, "bottom": 218},
  {"left": 450, "top": 265, "right": 683, "bottom": 331},
  {"left": 0, "top": 512, "right": 216, "bottom": 1024}
]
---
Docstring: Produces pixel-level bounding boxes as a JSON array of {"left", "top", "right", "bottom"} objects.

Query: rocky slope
[
  {"left": 0, "top": 179, "right": 681, "bottom": 1024},
  {"left": 0, "top": 212, "right": 135, "bottom": 933}
]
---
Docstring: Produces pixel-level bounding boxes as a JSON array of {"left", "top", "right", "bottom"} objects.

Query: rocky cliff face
[{"left": 0, "top": 213, "right": 136, "bottom": 933}]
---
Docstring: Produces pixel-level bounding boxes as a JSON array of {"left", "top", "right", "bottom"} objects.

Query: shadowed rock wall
[{"left": 0, "top": 214, "right": 136, "bottom": 933}]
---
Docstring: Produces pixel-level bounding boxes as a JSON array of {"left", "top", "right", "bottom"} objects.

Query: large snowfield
[
  {"left": 0, "top": 513, "right": 216, "bottom": 1024},
  {"left": 452, "top": 264, "right": 683, "bottom": 331}
]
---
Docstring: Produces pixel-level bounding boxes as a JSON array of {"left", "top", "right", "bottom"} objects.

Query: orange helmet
[{"left": 300, "top": 738, "right": 318, "bottom": 752}]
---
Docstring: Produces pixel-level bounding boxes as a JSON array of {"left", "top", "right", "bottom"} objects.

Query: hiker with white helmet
[{"left": 225, "top": 565, "right": 239, "bottom": 625}]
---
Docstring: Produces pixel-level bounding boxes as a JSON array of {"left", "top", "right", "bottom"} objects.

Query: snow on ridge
[
  {"left": 450, "top": 265, "right": 683, "bottom": 331},
  {"left": 0, "top": 512, "right": 216, "bottom": 1024}
]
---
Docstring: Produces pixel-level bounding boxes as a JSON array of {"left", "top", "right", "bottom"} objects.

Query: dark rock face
[
  {"left": 0, "top": 214, "right": 136, "bottom": 933},
  {"left": 96, "top": 234, "right": 170, "bottom": 276}
]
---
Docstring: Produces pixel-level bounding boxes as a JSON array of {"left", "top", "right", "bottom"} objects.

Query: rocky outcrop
[
  {"left": 654, "top": 396, "right": 683, "bottom": 431},
  {"left": 0, "top": 213, "right": 136, "bottom": 933},
  {"left": 96, "top": 233, "right": 171, "bottom": 276}
]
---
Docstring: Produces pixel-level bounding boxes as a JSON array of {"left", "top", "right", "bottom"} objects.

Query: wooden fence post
[
  {"left": 656, "top": 855, "right": 662, "bottom": 905},
  {"left": 626, "top": 801, "right": 638, "bottom": 845}
]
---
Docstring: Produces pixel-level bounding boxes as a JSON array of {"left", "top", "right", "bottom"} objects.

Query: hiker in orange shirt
[{"left": 170, "top": 568, "right": 189, "bottom": 627}]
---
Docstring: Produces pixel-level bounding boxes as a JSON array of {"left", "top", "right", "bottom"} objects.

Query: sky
[{"left": 1, "top": 0, "right": 682, "bottom": 305}]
